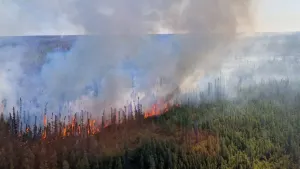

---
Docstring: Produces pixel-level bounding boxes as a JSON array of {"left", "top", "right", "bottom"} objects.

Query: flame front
[
  {"left": 144, "top": 100, "right": 172, "bottom": 118},
  {"left": 37, "top": 97, "right": 179, "bottom": 140}
]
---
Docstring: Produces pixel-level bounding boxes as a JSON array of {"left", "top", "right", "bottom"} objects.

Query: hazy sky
[
  {"left": 255, "top": 0, "right": 300, "bottom": 32},
  {"left": 0, "top": 0, "right": 299, "bottom": 35}
]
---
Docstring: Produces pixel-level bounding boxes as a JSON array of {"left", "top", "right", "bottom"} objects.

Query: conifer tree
[
  {"left": 123, "top": 106, "right": 127, "bottom": 124},
  {"left": 9, "top": 113, "right": 12, "bottom": 135},
  {"left": 38, "top": 126, "right": 42, "bottom": 139},
  {"left": 54, "top": 115, "right": 58, "bottom": 136},
  {"left": 101, "top": 111, "right": 105, "bottom": 130},
  {"left": 33, "top": 116, "right": 37, "bottom": 139},
  {"left": 0, "top": 112, "right": 3, "bottom": 122},
  {"left": 12, "top": 107, "right": 17, "bottom": 136},
  {"left": 16, "top": 111, "right": 19, "bottom": 135}
]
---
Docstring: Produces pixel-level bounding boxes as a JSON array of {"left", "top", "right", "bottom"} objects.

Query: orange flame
[
  {"left": 39, "top": 99, "right": 179, "bottom": 140},
  {"left": 63, "top": 127, "right": 67, "bottom": 137},
  {"left": 42, "top": 114, "right": 47, "bottom": 139},
  {"left": 144, "top": 100, "right": 172, "bottom": 118}
]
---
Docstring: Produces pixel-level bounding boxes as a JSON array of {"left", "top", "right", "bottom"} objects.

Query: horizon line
[{"left": 0, "top": 31, "right": 299, "bottom": 38}]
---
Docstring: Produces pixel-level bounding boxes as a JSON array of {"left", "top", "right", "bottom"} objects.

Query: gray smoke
[{"left": 0, "top": 0, "right": 253, "bottom": 116}]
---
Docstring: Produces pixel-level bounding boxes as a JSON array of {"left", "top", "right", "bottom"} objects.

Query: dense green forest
[{"left": 0, "top": 79, "right": 299, "bottom": 169}]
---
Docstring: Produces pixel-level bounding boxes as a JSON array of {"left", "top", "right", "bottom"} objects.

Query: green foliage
[{"left": 1, "top": 80, "right": 300, "bottom": 168}]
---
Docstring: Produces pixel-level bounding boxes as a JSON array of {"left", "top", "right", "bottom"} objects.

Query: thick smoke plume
[{"left": 0, "top": 0, "right": 252, "bottom": 117}]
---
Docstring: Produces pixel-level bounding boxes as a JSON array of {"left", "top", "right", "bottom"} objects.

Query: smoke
[{"left": 0, "top": 0, "right": 252, "bottom": 116}]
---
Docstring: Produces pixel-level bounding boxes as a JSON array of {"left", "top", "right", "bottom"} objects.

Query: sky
[
  {"left": 255, "top": 0, "right": 300, "bottom": 32},
  {"left": 0, "top": 0, "right": 299, "bottom": 35}
]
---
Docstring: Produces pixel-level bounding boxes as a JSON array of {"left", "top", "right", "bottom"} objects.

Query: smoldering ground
[{"left": 0, "top": 0, "right": 253, "bottom": 118}]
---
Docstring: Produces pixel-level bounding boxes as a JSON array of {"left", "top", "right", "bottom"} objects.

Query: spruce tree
[{"left": 12, "top": 108, "right": 17, "bottom": 136}]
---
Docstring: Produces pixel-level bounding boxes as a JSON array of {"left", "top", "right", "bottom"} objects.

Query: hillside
[{"left": 0, "top": 79, "right": 299, "bottom": 169}]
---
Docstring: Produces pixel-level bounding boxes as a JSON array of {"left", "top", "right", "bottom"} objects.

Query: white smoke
[{"left": 0, "top": 0, "right": 252, "bottom": 117}]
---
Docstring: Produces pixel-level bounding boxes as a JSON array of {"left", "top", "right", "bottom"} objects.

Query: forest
[{"left": 0, "top": 79, "right": 299, "bottom": 169}]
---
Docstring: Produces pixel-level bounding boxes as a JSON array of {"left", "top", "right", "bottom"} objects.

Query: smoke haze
[{"left": 0, "top": 0, "right": 252, "bottom": 116}]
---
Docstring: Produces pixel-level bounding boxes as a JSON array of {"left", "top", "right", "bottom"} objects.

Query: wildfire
[
  {"left": 42, "top": 114, "right": 47, "bottom": 139},
  {"left": 36, "top": 91, "right": 181, "bottom": 140},
  {"left": 42, "top": 102, "right": 171, "bottom": 139},
  {"left": 143, "top": 89, "right": 180, "bottom": 118},
  {"left": 63, "top": 127, "right": 67, "bottom": 137},
  {"left": 144, "top": 102, "right": 170, "bottom": 118},
  {"left": 0, "top": 99, "right": 177, "bottom": 142},
  {"left": 59, "top": 117, "right": 111, "bottom": 137},
  {"left": 143, "top": 87, "right": 180, "bottom": 118}
]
